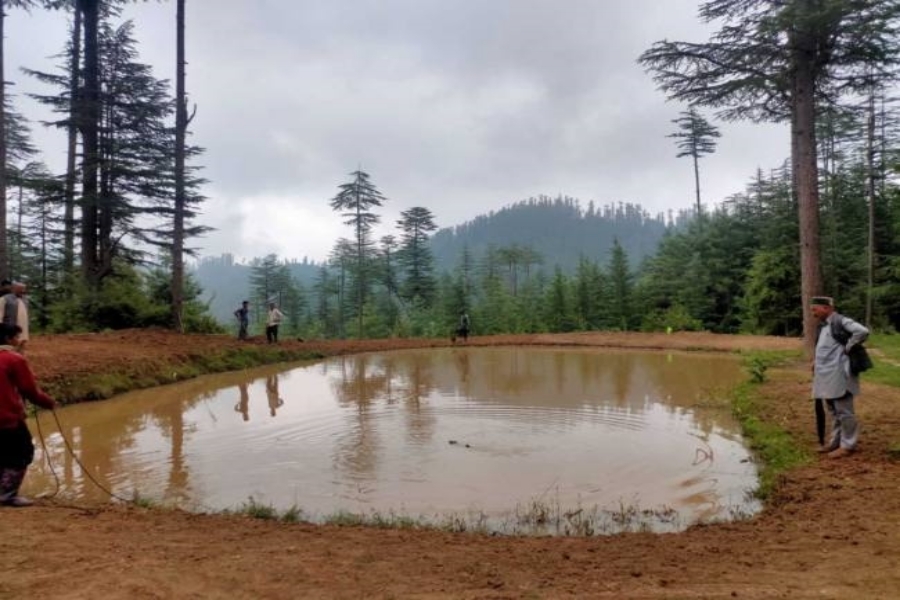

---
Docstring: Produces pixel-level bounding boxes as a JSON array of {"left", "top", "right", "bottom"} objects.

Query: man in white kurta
[
  {"left": 811, "top": 296, "right": 869, "bottom": 458},
  {"left": 1, "top": 282, "right": 29, "bottom": 353}
]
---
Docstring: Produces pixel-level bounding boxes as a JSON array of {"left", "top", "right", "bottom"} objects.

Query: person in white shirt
[
  {"left": 1, "top": 282, "right": 29, "bottom": 353},
  {"left": 265, "top": 302, "right": 285, "bottom": 344}
]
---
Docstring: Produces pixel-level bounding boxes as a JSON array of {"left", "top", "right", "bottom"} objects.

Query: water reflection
[
  {"left": 27, "top": 348, "right": 759, "bottom": 532},
  {"left": 266, "top": 375, "right": 285, "bottom": 417}
]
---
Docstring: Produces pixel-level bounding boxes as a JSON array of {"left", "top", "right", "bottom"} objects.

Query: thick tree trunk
[
  {"left": 63, "top": 6, "right": 82, "bottom": 274},
  {"left": 172, "top": 0, "right": 187, "bottom": 332},
  {"left": 865, "top": 90, "right": 876, "bottom": 327},
  {"left": 78, "top": 0, "right": 101, "bottom": 287},
  {"left": 791, "top": 50, "right": 823, "bottom": 358},
  {"left": 692, "top": 152, "right": 701, "bottom": 220}
]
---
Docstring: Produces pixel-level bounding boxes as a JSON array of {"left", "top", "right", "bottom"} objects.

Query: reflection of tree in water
[
  {"left": 486, "top": 348, "right": 544, "bottom": 397},
  {"left": 329, "top": 355, "right": 385, "bottom": 480},
  {"left": 145, "top": 383, "right": 227, "bottom": 505},
  {"left": 646, "top": 353, "right": 744, "bottom": 436},
  {"left": 36, "top": 376, "right": 233, "bottom": 503},
  {"left": 395, "top": 353, "right": 437, "bottom": 447},
  {"left": 328, "top": 353, "right": 441, "bottom": 481},
  {"left": 30, "top": 403, "right": 150, "bottom": 502},
  {"left": 148, "top": 400, "right": 194, "bottom": 504}
]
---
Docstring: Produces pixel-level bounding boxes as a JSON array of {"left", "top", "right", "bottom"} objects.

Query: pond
[{"left": 27, "top": 346, "right": 760, "bottom": 534}]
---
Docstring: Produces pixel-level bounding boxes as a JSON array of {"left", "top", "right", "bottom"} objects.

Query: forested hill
[
  {"left": 430, "top": 195, "right": 684, "bottom": 272},
  {"left": 192, "top": 195, "right": 686, "bottom": 323}
]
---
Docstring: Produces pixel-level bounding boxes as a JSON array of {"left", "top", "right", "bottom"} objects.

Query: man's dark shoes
[{"left": 827, "top": 447, "right": 853, "bottom": 459}]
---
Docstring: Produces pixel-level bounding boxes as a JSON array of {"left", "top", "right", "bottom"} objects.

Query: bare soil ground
[{"left": 3, "top": 330, "right": 900, "bottom": 599}]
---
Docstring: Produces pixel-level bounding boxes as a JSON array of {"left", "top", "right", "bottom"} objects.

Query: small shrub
[{"left": 239, "top": 497, "right": 278, "bottom": 520}]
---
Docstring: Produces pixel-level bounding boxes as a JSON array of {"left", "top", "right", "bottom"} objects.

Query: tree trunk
[
  {"left": 63, "top": 6, "right": 82, "bottom": 274},
  {"left": 791, "top": 46, "right": 823, "bottom": 357},
  {"left": 77, "top": 0, "right": 101, "bottom": 287},
  {"left": 0, "top": 5, "right": 9, "bottom": 280},
  {"left": 692, "top": 151, "right": 701, "bottom": 220},
  {"left": 172, "top": 0, "right": 187, "bottom": 332},
  {"left": 865, "top": 89, "right": 876, "bottom": 327}
]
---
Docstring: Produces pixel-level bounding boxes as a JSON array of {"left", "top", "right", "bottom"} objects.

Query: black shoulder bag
[{"left": 830, "top": 316, "right": 874, "bottom": 375}]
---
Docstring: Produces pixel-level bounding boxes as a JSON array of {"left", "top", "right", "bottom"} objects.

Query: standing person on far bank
[
  {"left": 2, "top": 282, "right": 29, "bottom": 353},
  {"left": 455, "top": 310, "right": 470, "bottom": 343},
  {"left": 811, "top": 296, "right": 869, "bottom": 458},
  {"left": 234, "top": 301, "right": 250, "bottom": 341},
  {"left": 266, "top": 302, "right": 285, "bottom": 344}
]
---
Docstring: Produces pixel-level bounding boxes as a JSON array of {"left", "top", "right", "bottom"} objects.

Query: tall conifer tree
[{"left": 640, "top": 0, "right": 900, "bottom": 353}]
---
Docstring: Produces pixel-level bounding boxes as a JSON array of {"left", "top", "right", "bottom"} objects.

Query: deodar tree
[
  {"left": 639, "top": 0, "right": 900, "bottom": 353},
  {"left": 668, "top": 106, "right": 720, "bottom": 221},
  {"left": 329, "top": 170, "right": 385, "bottom": 338},
  {"left": 396, "top": 206, "right": 437, "bottom": 305},
  {"left": 1, "top": 0, "right": 47, "bottom": 280}
]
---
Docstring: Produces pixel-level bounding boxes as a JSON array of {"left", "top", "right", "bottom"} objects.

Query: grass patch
[
  {"left": 731, "top": 380, "right": 808, "bottom": 500},
  {"left": 45, "top": 346, "right": 326, "bottom": 405},
  {"left": 739, "top": 350, "right": 799, "bottom": 383},
  {"left": 862, "top": 334, "right": 900, "bottom": 453},
  {"left": 130, "top": 490, "right": 157, "bottom": 509},
  {"left": 237, "top": 497, "right": 280, "bottom": 520},
  {"left": 888, "top": 444, "right": 900, "bottom": 461},
  {"left": 324, "top": 510, "right": 367, "bottom": 527}
]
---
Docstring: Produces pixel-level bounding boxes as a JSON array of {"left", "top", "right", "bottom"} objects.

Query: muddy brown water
[{"left": 26, "top": 347, "right": 759, "bottom": 533}]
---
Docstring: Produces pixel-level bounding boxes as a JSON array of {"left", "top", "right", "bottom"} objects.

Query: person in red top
[{"left": 0, "top": 323, "right": 55, "bottom": 507}]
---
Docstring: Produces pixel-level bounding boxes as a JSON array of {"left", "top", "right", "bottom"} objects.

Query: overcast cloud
[{"left": 6, "top": 0, "right": 788, "bottom": 263}]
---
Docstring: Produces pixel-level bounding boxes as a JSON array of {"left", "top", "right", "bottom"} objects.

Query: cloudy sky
[{"left": 6, "top": 0, "right": 788, "bottom": 263}]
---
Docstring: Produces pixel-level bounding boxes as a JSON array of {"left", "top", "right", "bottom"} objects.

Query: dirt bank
[{"left": 3, "top": 330, "right": 900, "bottom": 599}]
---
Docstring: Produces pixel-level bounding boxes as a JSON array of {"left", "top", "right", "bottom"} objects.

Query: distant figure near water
[
  {"left": 266, "top": 302, "right": 285, "bottom": 344},
  {"left": 452, "top": 310, "right": 470, "bottom": 344},
  {"left": 234, "top": 301, "right": 249, "bottom": 340}
]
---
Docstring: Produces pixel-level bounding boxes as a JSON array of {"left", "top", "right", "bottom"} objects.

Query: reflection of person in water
[
  {"left": 455, "top": 349, "right": 470, "bottom": 382},
  {"left": 266, "top": 375, "right": 284, "bottom": 417},
  {"left": 234, "top": 382, "right": 250, "bottom": 421}
]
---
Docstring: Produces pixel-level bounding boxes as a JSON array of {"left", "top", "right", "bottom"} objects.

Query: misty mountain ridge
[{"left": 193, "top": 195, "right": 685, "bottom": 323}]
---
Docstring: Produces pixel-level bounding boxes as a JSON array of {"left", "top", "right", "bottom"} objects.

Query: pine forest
[{"left": 5, "top": 1, "right": 900, "bottom": 349}]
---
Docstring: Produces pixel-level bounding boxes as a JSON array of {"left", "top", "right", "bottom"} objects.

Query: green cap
[{"left": 810, "top": 296, "right": 834, "bottom": 306}]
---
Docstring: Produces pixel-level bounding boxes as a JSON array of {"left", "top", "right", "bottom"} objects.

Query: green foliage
[
  {"left": 741, "top": 247, "right": 801, "bottom": 336},
  {"left": 640, "top": 303, "right": 703, "bottom": 332},
  {"left": 742, "top": 354, "right": 770, "bottom": 384},
  {"left": 731, "top": 382, "right": 808, "bottom": 500},
  {"left": 606, "top": 239, "right": 633, "bottom": 330},
  {"left": 396, "top": 206, "right": 438, "bottom": 305},
  {"left": 238, "top": 497, "right": 278, "bottom": 520},
  {"left": 144, "top": 262, "right": 224, "bottom": 333},
  {"left": 543, "top": 267, "right": 578, "bottom": 332},
  {"left": 46, "top": 262, "right": 222, "bottom": 333}
]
